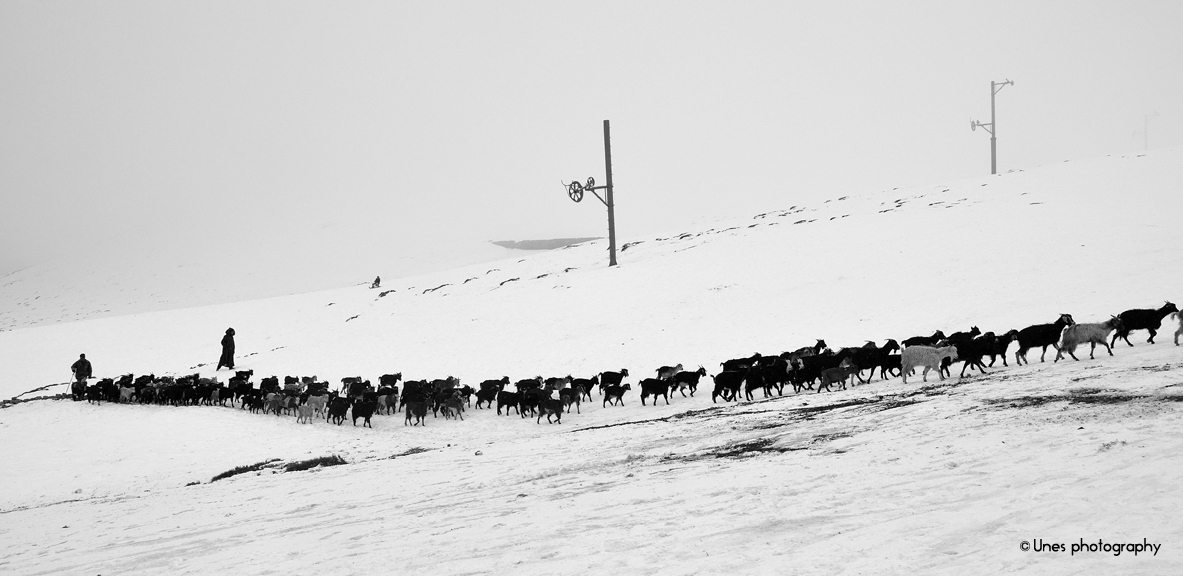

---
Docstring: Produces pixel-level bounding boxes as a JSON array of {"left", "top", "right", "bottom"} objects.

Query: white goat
[
  {"left": 1173, "top": 312, "right": 1182, "bottom": 346},
  {"left": 901, "top": 345, "right": 959, "bottom": 384},
  {"left": 305, "top": 394, "right": 328, "bottom": 417},
  {"left": 1055, "top": 316, "right": 1123, "bottom": 361}
]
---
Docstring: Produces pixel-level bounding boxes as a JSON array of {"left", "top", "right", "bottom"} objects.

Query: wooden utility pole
[
  {"left": 565, "top": 119, "right": 618, "bottom": 266},
  {"left": 602, "top": 120, "right": 616, "bottom": 266}
]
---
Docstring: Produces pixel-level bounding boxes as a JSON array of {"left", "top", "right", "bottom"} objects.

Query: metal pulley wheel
[{"left": 567, "top": 181, "right": 584, "bottom": 203}]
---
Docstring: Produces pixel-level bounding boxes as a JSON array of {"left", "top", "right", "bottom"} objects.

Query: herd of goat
[{"left": 68, "top": 302, "right": 1182, "bottom": 426}]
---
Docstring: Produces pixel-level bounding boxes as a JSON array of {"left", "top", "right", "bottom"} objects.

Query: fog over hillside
[{"left": 0, "top": 225, "right": 518, "bottom": 331}]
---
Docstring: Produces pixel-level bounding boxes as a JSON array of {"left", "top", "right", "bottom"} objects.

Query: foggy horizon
[{"left": 3, "top": 1, "right": 1181, "bottom": 276}]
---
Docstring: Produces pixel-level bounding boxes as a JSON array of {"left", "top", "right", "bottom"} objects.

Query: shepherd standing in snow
[
  {"left": 70, "top": 353, "right": 92, "bottom": 384},
  {"left": 217, "top": 328, "right": 235, "bottom": 370},
  {"left": 371, "top": 276, "right": 381, "bottom": 289},
  {"left": 70, "top": 353, "right": 92, "bottom": 400}
]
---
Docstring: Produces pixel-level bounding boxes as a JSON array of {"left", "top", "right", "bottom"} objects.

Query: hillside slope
[
  {"left": 1, "top": 148, "right": 1179, "bottom": 395},
  {"left": 1, "top": 149, "right": 1181, "bottom": 575}
]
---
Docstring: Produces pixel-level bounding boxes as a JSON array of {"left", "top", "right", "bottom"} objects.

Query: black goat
[
  {"left": 519, "top": 388, "right": 552, "bottom": 418},
  {"left": 404, "top": 400, "right": 428, "bottom": 426},
  {"left": 479, "top": 376, "right": 509, "bottom": 391},
  {"left": 474, "top": 388, "right": 498, "bottom": 409},
  {"left": 456, "top": 385, "right": 475, "bottom": 407},
  {"left": 783, "top": 339, "right": 827, "bottom": 360},
  {"left": 817, "top": 359, "right": 859, "bottom": 392},
  {"left": 711, "top": 371, "right": 744, "bottom": 403},
  {"left": 327, "top": 397, "right": 351, "bottom": 426},
  {"left": 751, "top": 358, "right": 792, "bottom": 396},
  {"left": 947, "top": 326, "right": 981, "bottom": 342},
  {"left": 939, "top": 329, "right": 983, "bottom": 378},
  {"left": 670, "top": 367, "right": 707, "bottom": 397},
  {"left": 352, "top": 400, "right": 377, "bottom": 427},
  {"left": 1015, "top": 314, "right": 1076, "bottom": 365},
  {"left": 603, "top": 384, "right": 631, "bottom": 407},
  {"left": 559, "top": 387, "right": 582, "bottom": 413},
  {"left": 400, "top": 380, "right": 431, "bottom": 411},
  {"left": 543, "top": 376, "right": 570, "bottom": 390},
  {"left": 598, "top": 370, "right": 629, "bottom": 394},
  {"left": 952, "top": 333, "right": 995, "bottom": 377},
  {"left": 902, "top": 330, "right": 946, "bottom": 348},
  {"left": 495, "top": 391, "right": 520, "bottom": 415},
  {"left": 570, "top": 376, "right": 598, "bottom": 401},
  {"left": 721, "top": 353, "right": 761, "bottom": 373},
  {"left": 441, "top": 396, "right": 465, "bottom": 420},
  {"left": 795, "top": 353, "right": 846, "bottom": 390},
  {"left": 847, "top": 340, "right": 900, "bottom": 383},
  {"left": 879, "top": 354, "right": 901, "bottom": 380},
  {"left": 537, "top": 399, "right": 564, "bottom": 424},
  {"left": 743, "top": 370, "right": 770, "bottom": 400},
  {"left": 514, "top": 378, "right": 542, "bottom": 393},
  {"left": 639, "top": 378, "right": 672, "bottom": 405},
  {"left": 986, "top": 329, "right": 1020, "bottom": 367},
  {"left": 1111, "top": 302, "right": 1178, "bottom": 346}
]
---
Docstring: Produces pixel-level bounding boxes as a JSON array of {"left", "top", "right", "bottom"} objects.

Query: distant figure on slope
[
  {"left": 371, "top": 276, "right": 381, "bottom": 289},
  {"left": 70, "top": 353, "right": 93, "bottom": 399},
  {"left": 217, "top": 328, "right": 236, "bottom": 370}
]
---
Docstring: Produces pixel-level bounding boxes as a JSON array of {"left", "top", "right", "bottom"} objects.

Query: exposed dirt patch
[
  {"left": 211, "top": 459, "right": 282, "bottom": 483},
  {"left": 572, "top": 397, "right": 880, "bottom": 434},
  {"left": 850, "top": 398, "right": 919, "bottom": 415},
  {"left": 2, "top": 394, "right": 67, "bottom": 409},
  {"left": 284, "top": 455, "right": 347, "bottom": 472},
  {"left": 982, "top": 393, "right": 1183, "bottom": 409},
  {"left": 1138, "top": 364, "right": 1176, "bottom": 372},
  {"left": 811, "top": 431, "right": 854, "bottom": 444},
  {"left": 668, "top": 438, "right": 807, "bottom": 462},
  {"left": 1067, "top": 387, "right": 1110, "bottom": 395},
  {"left": 389, "top": 447, "right": 434, "bottom": 459},
  {"left": 988, "top": 396, "right": 1062, "bottom": 409},
  {"left": 901, "top": 378, "right": 972, "bottom": 398}
]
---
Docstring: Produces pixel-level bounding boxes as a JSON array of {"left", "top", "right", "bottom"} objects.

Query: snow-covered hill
[{"left": 2, "top": 148, "right": 1181, "bottom": 575}]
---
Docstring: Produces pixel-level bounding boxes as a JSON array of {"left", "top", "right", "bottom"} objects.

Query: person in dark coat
[
  {"left": 70, "top": 353, "right": 93, "bottom": 400},
  {"left": 371, "top": 276, "right": 381, "bottom": 289},
  {"left": 217, "top": 328, "right": 236, "bottom": 370}
]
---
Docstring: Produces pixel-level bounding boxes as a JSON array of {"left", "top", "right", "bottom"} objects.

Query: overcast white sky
[{"left": 2, "top": 0, "right": 1180, "bottom": 275}]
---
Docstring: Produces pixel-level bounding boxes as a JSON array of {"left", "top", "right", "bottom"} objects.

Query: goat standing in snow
[
  {"left": 986, "top": 329, "right": 1020, "bottom": 367},
  {"left": 1015, "top": 314, "right": 1075, "bottom": 364},
  {"left": 901, "top": 345, "right": 958, "bottom": 384},
  {"left": 902, "top": 330, "right": 946, "bottom": 348},
  {"left": 1056, "top": 316, "right": 1124, "bottom": 361},
  {"left": 1173, "top": 312, "right": 1182, "bottom": 346},
  {"left": 1111, "top": 302, "right": 1178, "bottom": 347},
  {"left": 817, "top": 358, "right": 860, "bottom": 392}
]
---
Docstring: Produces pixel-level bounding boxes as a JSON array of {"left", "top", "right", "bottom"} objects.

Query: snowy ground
[
  {"left": 2, "top": 149, "right": 1182, "bottom": 574},
  {"left": 3, "top": 344, "right": 1181, "bottom": 575}
]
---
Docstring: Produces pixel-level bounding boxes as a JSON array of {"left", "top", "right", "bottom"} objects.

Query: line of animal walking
[{"left": 68, "top": 302, "right": 1181, "bottom": 426}]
